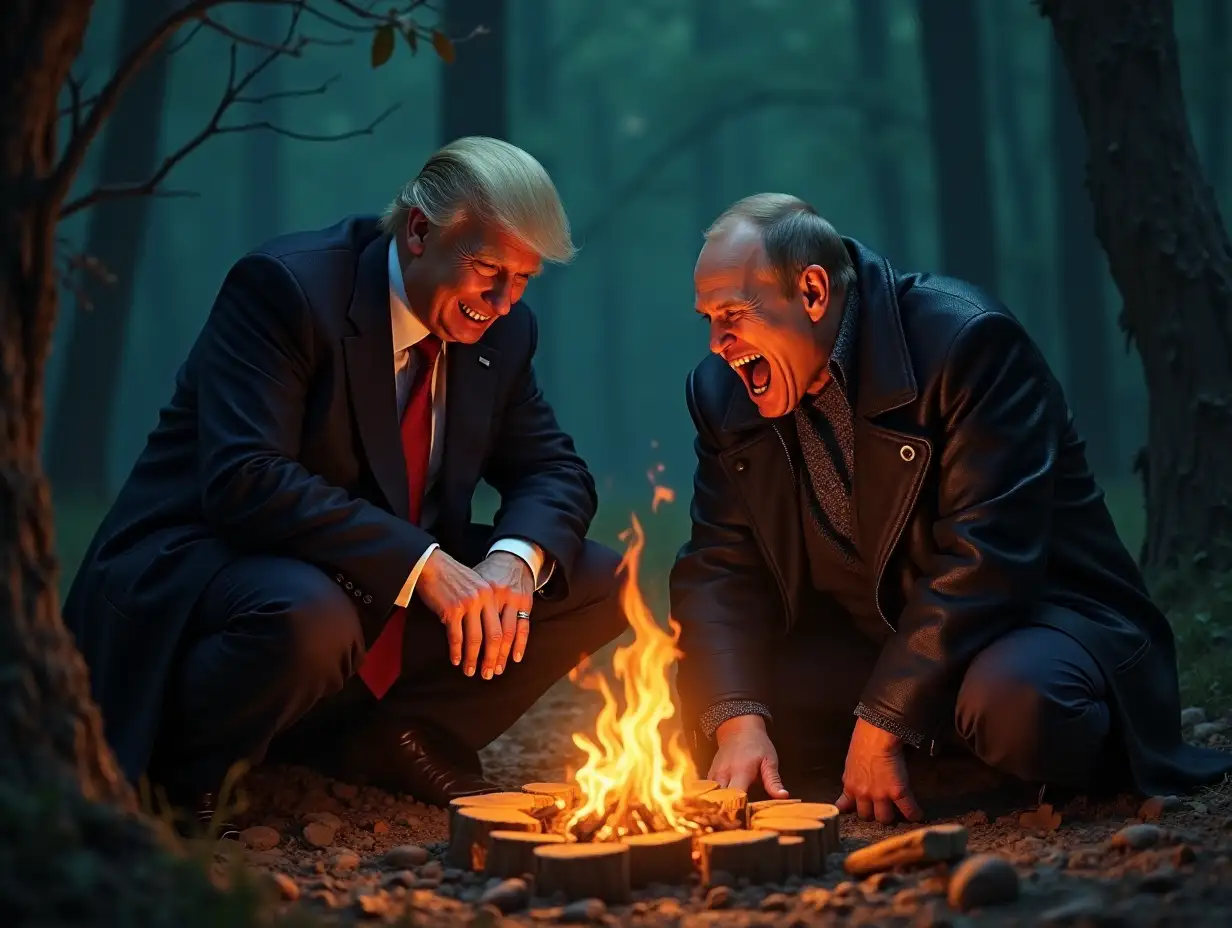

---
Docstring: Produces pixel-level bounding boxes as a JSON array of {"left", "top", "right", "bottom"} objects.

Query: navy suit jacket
[{"left": 63, "top": 215, "right": 597, "bottom": 779}]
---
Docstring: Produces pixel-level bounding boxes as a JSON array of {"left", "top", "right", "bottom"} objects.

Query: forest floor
[{"left": 201, "top": 675, "right": 1232, "bottom": 928}]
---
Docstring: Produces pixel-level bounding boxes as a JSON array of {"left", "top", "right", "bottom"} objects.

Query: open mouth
[
  {"left": 730, "top": 353, "right": 770, "bottom": 397},
  {"left": 459, "top": 300, "right": 491, "bottom": 324}
]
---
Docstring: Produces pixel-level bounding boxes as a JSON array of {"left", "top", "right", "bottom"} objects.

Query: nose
[
  {"left": 483, "top": 279, "right": 513, "bottom": 316},
  {"left": 709, "top": 321, "right": 732, "bottom": 356}
]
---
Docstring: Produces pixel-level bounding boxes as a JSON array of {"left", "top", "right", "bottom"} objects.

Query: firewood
[
  {"left": 448, "top": 792, "right": 542, "bottom": 843},
  {"left": 522, "top": 781, "right": 579, "bottom": 808},
  {"left": 621, "top": 831, "right": 694, "bottom": 887},
  {"left": 747, "top": 798, "right": 801, "bottom": 824},
  {"left": 534, "top": 842, "right": 631, "bottom": 903},
  {"left": 445, "top": 806, "right": 540, "bottom": 871},
  {"left": 484, "top": 830, "right": 565, "bottom": 879},
  {"left": 683, "top": 779, "right": 719, "bottom": 797},
  {"left": 778, "top": 835, "right": 805, "bottom": 880},
  {"left": 697, "top": 829, "right": 781, "bottom": 885},
  {"left": 842, "top": 824, "right": 969, "bottom": 877},
  {"left": 703, "top": 787, "right": 747, "bottom": 820},
  {"left": 752, "top": 816, "right": 825, "bottom": 875},
  {"left": 751, "top": 801, "right": 841, "bottom": 855}
]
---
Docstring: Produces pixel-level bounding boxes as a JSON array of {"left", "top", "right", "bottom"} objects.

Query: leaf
[
  {"left": 432, "top": 30, "right": 456, "bottom": 63},
  {"left": 371, "top": 24, "right": 395, "bottom": 68},
  {"left": 402, "top": 26, "right": 418, "bottom": 53},
  {"left": 1018, "top": 802, "right": 1062, "bottom": 832}
]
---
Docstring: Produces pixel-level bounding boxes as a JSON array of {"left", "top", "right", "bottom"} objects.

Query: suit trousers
[
  {"left": 150, "top": 525, "right": 626, "bottom": 796},
  {"left": 765, "top": 607, "right": 1116, "bottom": 790}
]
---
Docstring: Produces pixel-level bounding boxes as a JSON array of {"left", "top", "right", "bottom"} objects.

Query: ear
[
  {"left": 404, "top": 207, "right": 432, "bottom": 257},
  {"left": 798, "top": 264, "right": 831, "bottom": 323}
]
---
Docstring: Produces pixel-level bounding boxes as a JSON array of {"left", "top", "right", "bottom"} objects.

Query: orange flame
[
  {"left": 566, "top": 513, "right": 697, "bottom": 839},
  {"left": 647, "top": 462, "right": 675, "bottom": 514}
]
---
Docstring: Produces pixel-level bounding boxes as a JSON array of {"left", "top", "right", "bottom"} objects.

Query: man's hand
[
  {"left": 474, "top": 551, "right": 534, "bottom": 675},
  {"left": 835, "top": 719, "right": 924, "bottom": 824},
  {"left": 708, "top": 715, "right": 790, "bottom": 799},
  {"left": 416, "top": 549, "right": 504, "bottom": 679}
]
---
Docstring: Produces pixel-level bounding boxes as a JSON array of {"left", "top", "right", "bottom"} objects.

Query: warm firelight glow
[{"left": 566, "top": 513, "right": 697, "bottom": 841}]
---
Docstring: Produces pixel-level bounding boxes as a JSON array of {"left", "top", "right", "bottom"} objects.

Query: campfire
[{"left": 442, "top": 498, "right": 846, "bottom": 901}]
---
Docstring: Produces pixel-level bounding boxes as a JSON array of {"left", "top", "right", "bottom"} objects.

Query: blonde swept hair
[
  {"left": 706, "top": 193, "right": 857, "bottom": 297},
  {"left": 378, "top": 136, "right": 575, "bottom": 264}
]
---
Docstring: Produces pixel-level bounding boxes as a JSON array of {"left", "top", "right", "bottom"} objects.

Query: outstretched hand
[
  {"left": 708, "top": 715, "right": 790, "bottom": 799},
  {"left": 835, "top": 718, "right": 924, "bottom": 824}
]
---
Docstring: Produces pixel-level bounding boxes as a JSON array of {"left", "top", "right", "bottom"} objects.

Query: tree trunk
[
  {"left": 45, "top": 0, "right": 172, "bottom": 502},
  {"left": 1042, "top": 0, "right": 1232, "bottom": 573},
  {"left": 1050, "top": 44, "right": 1117, "bottom": 476},
  {"left": 915, "top": 0, "right": 999, "bottom": 293},
  {"left": 1204, "top": 0, "right": 1226, "bottom": 197},
  {"left": 440, "top": 0, "right": 507, "bottom": 141}
]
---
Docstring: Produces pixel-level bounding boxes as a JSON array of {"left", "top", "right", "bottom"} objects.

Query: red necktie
[{"left": 359, "top": 336, "right": 442, "bottom": 698}]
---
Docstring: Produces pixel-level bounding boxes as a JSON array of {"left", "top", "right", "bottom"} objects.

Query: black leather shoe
[{"left": 335, "top": 720, "right": 503, "bottom": 807}]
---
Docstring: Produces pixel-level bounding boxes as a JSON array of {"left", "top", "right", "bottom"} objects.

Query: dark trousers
[
  {"left": 151, "top": 525, "right": 627, "bottom": 795},
  {"left": 768, "top": 612, "right": 1115, "bottom": 790}
]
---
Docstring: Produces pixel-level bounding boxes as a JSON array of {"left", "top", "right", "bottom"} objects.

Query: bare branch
[
  {"left": 199, "top": 14, "right": 305, "bottom": 54},
  {"left": 235, "top": 75, "right": 341, "bottom": 106}
]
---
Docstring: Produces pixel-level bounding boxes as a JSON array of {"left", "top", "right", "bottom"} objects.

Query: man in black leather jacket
[{"left": 671, "top": 193, "right": 1232, "bottom": 823}]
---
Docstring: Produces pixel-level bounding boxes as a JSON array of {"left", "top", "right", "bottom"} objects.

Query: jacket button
[
  {"left": 363, "top": 594, "right": 373, "bottom": 604},
  {"left": 353, "top": 588, "right": 362, "bottom": 597},
  {"left": 335, "top": 573, "right": 344, "bottom": 583},
  {"left": 345, "top": 581, "right": 354, "bottom": 590},
  {"left": 733, "top": 459, "right": 747, "bottom": 473},
  {"left": 899, "top": 444, "right": 916, "bottom": 462}
]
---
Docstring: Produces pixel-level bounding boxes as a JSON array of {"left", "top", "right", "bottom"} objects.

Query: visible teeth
[
  {"left": 460, "top": 301, "right": 490, "bottom": 323},
  {"left": 752, "top": 383, "right": 768, "bottom": 396},
  {"left": 729, "top": 353, "right": 762, "bottom": 368}
]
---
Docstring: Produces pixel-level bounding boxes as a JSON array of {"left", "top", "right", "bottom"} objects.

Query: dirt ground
[{"left": 214, "top": 680, "right": 1232, "bottom": 927}]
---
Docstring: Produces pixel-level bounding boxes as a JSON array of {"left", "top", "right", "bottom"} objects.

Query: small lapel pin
[{"left": 478, "top": 356, "right": 491, "bottom": 367}]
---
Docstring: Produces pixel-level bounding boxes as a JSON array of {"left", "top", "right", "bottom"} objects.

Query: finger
[
  {"left": 874, "top": 798, "right": 898, "bottom": 825},
  {"left": 445, "top": 614, "right": 463, "bottom": 667},
  {"left": 856, "top": 797, "right": 874, "bottom": 821},
  {"left": 462, "top": 602, "right": 483, "bottom": 677},
  {"left": 727, "top": 763, "right": 758, "bottom": 793},
  {"left": 512, "top": 617, "right": 531, "bottom": 664},
  {"left": 895, "top": 789, "right": 926, "bottom": 823},
  {"left": 760, "top": 756, "right": 790, "bottom": 799},
  {"left": 494, "top": 602, "right": 518, "bottom": 675},
  {"left": 835, "top": 791, "right": 855, "bottom": 814},
  {"left": 479, "top": 597, "right": 503, "bottom": 679}
]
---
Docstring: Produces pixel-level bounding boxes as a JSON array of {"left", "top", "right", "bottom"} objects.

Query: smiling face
[
  {"left": 397, "top": 207, "right": 543, "bottom": 344},
  {"left": 694, "top": 219, "right": 839, "bottom": 418}
]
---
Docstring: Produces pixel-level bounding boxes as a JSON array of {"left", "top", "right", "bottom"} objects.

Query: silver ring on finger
[{"left": 516, "top": 611, "right": 531, "bottom": 620}]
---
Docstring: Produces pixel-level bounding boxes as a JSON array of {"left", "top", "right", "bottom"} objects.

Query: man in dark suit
[
  {"left": 64, "top": 137, "right": 626, "bottom": 819},
  {"left": 671, "top": 193, "right": 1232, "bottom": 824}
]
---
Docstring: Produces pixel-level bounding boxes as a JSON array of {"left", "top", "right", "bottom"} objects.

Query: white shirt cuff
[
  {"left": 395, "top": 543, "right": 440, "bottom": 608},
  {"left": 487, "top": 537, "right": 554, "bottom": 591}
]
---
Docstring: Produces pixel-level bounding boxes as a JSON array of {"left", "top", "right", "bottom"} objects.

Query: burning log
[
  {"left": 697, "top": 829, "right": 781, "bottom": 885},
  {"left": 484, "top": 830, "right": 565, "bottom": 879},
  {"left": 702, "top": 787, "right": 747, "bottom": 821},
  {"left": 778, "top": 835, "right": 805, "bottom": 880},
  {"left": 534, "top": 842, "right": 632, "bottom": 904},
  {"left": 751, "top": 801, "right": 841, "bottom": 855},
  {"left": 522, "top": 782, "right": 579, "bottom": 808},
  {"left": 752, "top": 816, "right": 825, "bottom": 876},
  {"left": 621, "top": 831, "right": 694, "bottom": 887},
  {"left": 445, "top": 807, "right": 541, "bottom": 871},
  {"left": 842, "top": 824, "right": 969, "bottom": 878}
]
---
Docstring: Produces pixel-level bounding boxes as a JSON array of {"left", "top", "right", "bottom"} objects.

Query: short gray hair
[
  {"left": 379, "top": 136, "right": 575, "bottom": 264},
  {"left": 705, "top": 193, "right": 856, "bottom": 298}
]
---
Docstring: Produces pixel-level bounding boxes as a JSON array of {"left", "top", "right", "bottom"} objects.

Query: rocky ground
[{"left": 204, "top": 684, "right": 1232, "bottom": 927}]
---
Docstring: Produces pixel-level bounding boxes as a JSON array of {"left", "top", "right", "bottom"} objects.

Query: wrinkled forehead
[
  {"left": 447, "top": 215, "right": 544, "bottom": 275},
  {"left": 694, "top": 222, "right": 772, "bottom": 309}
]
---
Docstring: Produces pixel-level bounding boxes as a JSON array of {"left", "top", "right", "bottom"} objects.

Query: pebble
[
  {"left": 759, "top": 892, "right": 792, "bottom": 911},
  {"left": 705, "top": 885, "right": 733, "bottom": 909},
  {"left": 559, "top": 898, "right": 606, "bottom": 923},
  {"left": 1180, "top": 707, "right": 1207, "bottom": 727},
  {"left": 373, "top": 820, "right": 390, "bottom": 835},
  {"left": 302, "top": 821, "right": 336, "bottom": 848},
  {"left": 1110, "top": 824, "right": 1164, "bottom": 851},
  {"left": 332, "top": 782, "right": 359, "bottom": 801},
  {"left": 382, "top": 844, "right": 430, "bottom": 868},
  {"left": 238, "top": 825, "right": 280, "bottom": 851},
  {"left": 1038, "top": 895, "right": 1111, "bottom": 924},
  {"left": 1139, "top": 795, "right": 1183, "bottom": 821},
  {"left": 332, "top": 850, "right": 360, "bottom": 871},
  {"left": 1192, "top": 720, "right": 1229, "bottom": 740},
  {"left": 302, "top": 811, "right": 345, "bottom": 830},
  {"left": 357, "top": 892, "right": 393, "bottom": 916},
  {"left": 271, "top": 872, "right": 300, "bottom": 901},
  {"left": 479, "top": 878, "right": 530, "bottom": 913},
  {"left": 947, "top": 854, "right": 1019, "bottom": 911}
]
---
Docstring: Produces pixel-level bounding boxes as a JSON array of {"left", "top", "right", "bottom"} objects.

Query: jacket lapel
[{"left": 342, "top": 234, "right": 410, "bottom": 519}]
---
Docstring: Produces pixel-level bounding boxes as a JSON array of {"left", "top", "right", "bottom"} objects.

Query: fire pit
[{"left": 442, "top": 516, "right": 844, "bottom": 903}]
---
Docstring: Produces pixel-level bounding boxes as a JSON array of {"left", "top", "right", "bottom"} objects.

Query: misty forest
[{"left": 3, "top": 0, "right": 1232, "bottom": 925}]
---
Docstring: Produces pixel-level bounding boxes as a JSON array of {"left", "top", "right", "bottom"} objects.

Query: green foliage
[{"left": 1151, "top": 567, "right": 1232, "bottom": 714}]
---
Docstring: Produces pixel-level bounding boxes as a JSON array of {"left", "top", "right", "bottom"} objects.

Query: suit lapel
[
  {"left": 439, "top": 340, "right": 500, "bottom": 513},
  {"left": 342, "top": 234, "right": 410, "bottom": 519}
]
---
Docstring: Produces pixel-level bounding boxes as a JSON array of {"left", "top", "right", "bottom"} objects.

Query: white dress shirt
[{"left": 389, "top": 240, "right": 551, "bottom": 607}]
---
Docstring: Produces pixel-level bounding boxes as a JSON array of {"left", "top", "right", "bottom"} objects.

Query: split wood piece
[
  {"left": 703, "top": 787, "right": 747, "bottom": 820},
  {"left": 843, "top": 823, "right": 969, "bottom": 878},
  {"left": 445, "top": 806, "right": 541, "bottom": 871},
  {"left": 621, "top": 831, "right": 694, "bottom": 887},
  {"left": 746, "top": 797, "right": 801, "bottom": 825},
  {"left": 752, "top": 802, "right": 842, "bottom": 855},
  {"left": 448, "top": 792, "right": 542, "bottom": 843},
  {"left": 683, "top": 779, "right": 719, "bottom": 797},
  {"left": 778, "top": 835, "right": 805, "bottom": 880},
  {"left": 753, "top": 816, "right": 825, "bottom": 876},
  {"left": 697, "top": 829, "right": 781, "bottom": 886},
  {"left": 521, "top": 782, "right": 579, "bottom": 808},
  {"left": 534, "top": 842, "right": 631, "bottom": 904},
  {"left": 484, "top": 830, "right": 565, "bottom": 879}
]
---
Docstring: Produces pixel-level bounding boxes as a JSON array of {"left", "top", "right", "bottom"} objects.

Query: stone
[
  {"left": 1180, "top": 707, "right": 1207, "bottom": 727},
  {"left": 272, "top": 872, "right": 300, "bottom": 901},
  {"left": 1110, "top": 824, "right": 1164, "bottom": 851},
  {"left": 239, "top": 825, "right": 280, "bottom": 851},
  {"left": 302, "top": 821, "right": 337, "bottom": 848},
  {"left": 559, "top": 898, "right": 606, "bottom": 923},
  {"left": 1138, "top": 796, "right": 1182, "bottom": 821},
  {"left": 356, "top": 892, "right": 392, "bottom": 917},
  {"left": 760, "top": 892, "right": 792, "bottom": 911},
  {"left": 479, "top": 878, "right": 530, "bottom": 913},
  {"left": 1192, "top": 721, "right": 1229, "bottom": 740},
  {"left": 947, "top": 854, "right": 1019, "bottom": 911},
  {"left": 332, "top": 850, "right": 360, "bottom": 871},
  {"left": 302, "top": 811, "right": 345, "bottom": 830},
  {"left": 705, "top": 885, "right": 733, "bottom": 909},
  {"left": 373, "top": 820, "right": 390, "bottom": 835},
  {"left": 1039, "top": 895, "right": 1112, "bottom": 924},
  {"left": 382, "top": 844, "right": 430, "bottom": 868},
  {"left": 332, "top": 782, "right": 359, "bottom": 801}
]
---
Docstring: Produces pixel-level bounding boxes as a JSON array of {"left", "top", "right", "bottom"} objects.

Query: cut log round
[
  {"left": 683, "top": 779, "right": 719, "bottom": 797},
  {"left": 778, "top": 835, "right": 805, "bottom": 880},
  {"left": 752, "top": 816, "right": 825, "bottom": 875},
  {"left": 521, "top": 782, "right": 579, "bottom": 808},
  {"left": 843, "top": 824, "right": 969, "bottom": 878},
  {"left": 621, "top": 831, "right": 694, "bottom": 887},
  {"left": 751, "top": 801, "right": 841, "bottom": 855},
  {"left": 697, "top": 829, "right": 781, "bottom": 885},
  {"left": 445, "top": 806, "right": 540, "bottom": 871},
  {"left": 484, "top": 830, "right": 565, "bottom": 879},
  {"left": 448, "top": 792, "right": 542, "bottom": 844},
  {"left": 534, "top": 842, "right": 631, "bottom": 904},
  {"left": 747, "top": 798, "right": 801, "bottom": 824},
  {"left": 702, "top": 787, "right": 747, "bottom": 821}
]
